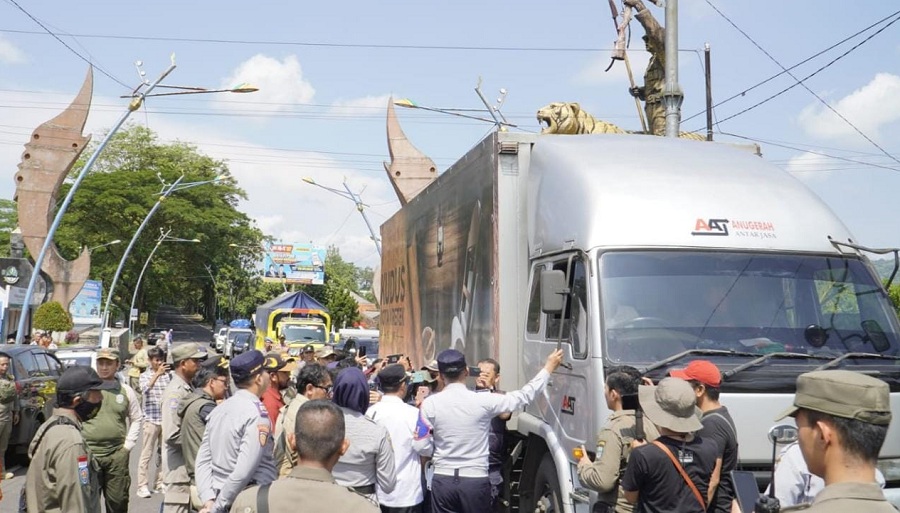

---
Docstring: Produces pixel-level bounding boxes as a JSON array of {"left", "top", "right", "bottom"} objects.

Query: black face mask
[{"left": 74, "top": 398, "right": 102, "bottom": 422}]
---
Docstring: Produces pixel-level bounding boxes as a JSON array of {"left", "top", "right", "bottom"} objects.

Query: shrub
[{"left": 33, "top": 301, "right": 74, "bottom": 333}]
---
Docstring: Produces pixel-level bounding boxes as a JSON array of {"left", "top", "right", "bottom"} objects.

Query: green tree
[
  {"left": 324, "top": 281, "right": 361, "bottom": 329},
  {"left": 0, "top": 199, "right": 17, "bottom": 257},
  {"left": 33, "top": 301, "right": 74, "bottom": 333},
  {"left": 54, "top": 125, "right": 263, "bottom": 324}
]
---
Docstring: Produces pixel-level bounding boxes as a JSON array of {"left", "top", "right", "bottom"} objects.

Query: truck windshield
[
  {"left": 600, "top": 251, "right": 900, "bottom": 383},
  {"left": 282, "top": 325, "right": 327, "bottom": 343}
]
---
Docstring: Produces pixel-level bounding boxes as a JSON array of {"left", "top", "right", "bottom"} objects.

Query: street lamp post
[
  {"left": 86, "top": 239, "right": 122, "bottom": 253},
  {"left": 203, "top": 264, "right": 218, "bottom": 325},
  {"left": 302, "top": 178, "right": 382, "bottom": 257},
  {"left": 127, "top": 230, "right": 200, "bottom": 333},
  {"left": 100, "top": 174, "right": 222, "bottom": 347}
]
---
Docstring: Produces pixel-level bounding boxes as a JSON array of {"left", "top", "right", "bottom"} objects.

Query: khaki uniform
[
  {"left": 128, "top": 348, "right": 149, "bottom": 393},
  {"left": 230, "top": 466, "right": 379, "bottom": 513},
  {"left": 274, "top": 395, "right": 308, "bottom": 477},
  {"left": 633, "top": 7, "right": 666, "bottom": 136},
  {"left": 24, "top": 409, "right": 102, "bottom": 513},
  {"left": 0, "top": 373, "right": 19, "bottom": 472},
  {"left": 162, "top": 373, "right": 194, "bottom": 512},
  {"left": 576, "top": 410, "right": 660, "bottom": 513},
  {"left": 803, "top": 482, "right": 895, "bottom": 512}
]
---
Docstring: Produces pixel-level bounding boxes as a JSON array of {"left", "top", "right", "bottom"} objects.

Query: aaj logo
[
  {"left": 691, "top": 218, "right": 729, "bottom": 236},
  {"left": 1, "top": 266, "right": 19, "bottom": 285}
]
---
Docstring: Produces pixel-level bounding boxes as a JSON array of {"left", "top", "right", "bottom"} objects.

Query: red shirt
[{"left": 261, "top": 385, "right": 285, "bottom": 427}]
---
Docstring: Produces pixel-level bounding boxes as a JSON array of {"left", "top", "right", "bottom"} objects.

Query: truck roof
[{"left": 527, "top": 134, "right": 856, "bottom": 255}]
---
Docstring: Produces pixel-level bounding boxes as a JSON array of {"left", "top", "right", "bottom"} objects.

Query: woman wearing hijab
[{"left": 331, "top": 367, "right": 397, "bottom": 505}]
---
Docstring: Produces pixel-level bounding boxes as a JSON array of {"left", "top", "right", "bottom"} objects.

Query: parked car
[
  {"left": 232, "top": 332, "right": 253, "bottom": 358},
  {"left": 213, "top": 327, "right": 228, "bottom": 351},
  {"left": 147, "top": 327, "right": 168, "bottom": 346},
  {"left": 0, "top": 345, "right": 62, "bottom": 460},
  {"left": 223, "top": 328, "right": 254, "bottom": 359},
  {"left": 53, "top": 345, "right": 99, "bottom": 370}
]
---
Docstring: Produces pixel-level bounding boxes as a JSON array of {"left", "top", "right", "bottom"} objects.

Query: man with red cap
[{"left": 670, "top": 360, "right": 737, "bottom": 513}]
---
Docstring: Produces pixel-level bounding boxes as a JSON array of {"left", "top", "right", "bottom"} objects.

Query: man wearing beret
[
  {"left": 81, "top": 347, "right": 143, "bottom": 513},
  {"left": 25, "top": 366, "right": 116, "bottom": 513},
  {"left": 413, "top": 348, "right": 563, "bottom": 513},
  {"left": 162, "top": 342, "right": 208, "bottom": 513},
  {"left": 775, "top": 370, "right": 894, "bottom": 512},
  {"left": 195, "top": 350, "right": 278, "bottom": 513}
]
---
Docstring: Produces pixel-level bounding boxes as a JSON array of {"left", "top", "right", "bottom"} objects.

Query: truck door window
[
  {"left": 526, "top": 267, "right": 543, "bottom": 334},
  {"left": 546, "top": 257, "right": 589, "bottom": 359}
]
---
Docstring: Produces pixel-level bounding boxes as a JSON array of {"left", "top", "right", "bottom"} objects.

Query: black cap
[
  {"left": 437, "top": 349, "right": 466, "bottom": 374},
  {"left": 230, "top": 350, "right": 265, "bottom": 382},
  {"left": 202, "top": 355, "right": 229, "bottom": 370},
  {"left": 58, "top": 366, "right": 117, "bottom": 394},
  {"left": 302, "top": 344, "right": 315, "bottom": 353},
  {"left": 378, "top": 364, "right": 408, "bottom": 387}
]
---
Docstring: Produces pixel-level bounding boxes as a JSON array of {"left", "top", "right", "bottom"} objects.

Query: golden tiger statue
[{"left": 537, "top": 102, "right": 705, "bottom": 140}]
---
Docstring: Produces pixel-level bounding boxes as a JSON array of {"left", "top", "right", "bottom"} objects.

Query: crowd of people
[{"left": 17, "top": 335, "right": 897, "bottom": 513}]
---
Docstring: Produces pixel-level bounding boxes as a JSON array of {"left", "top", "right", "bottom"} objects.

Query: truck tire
[{"left": 532, "top": 454, "right": 562, "bottom": 513}]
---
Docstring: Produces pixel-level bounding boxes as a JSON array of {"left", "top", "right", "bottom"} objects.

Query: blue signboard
[
  {"left": 69, "top": 280, "right": 103, "bottom": 325},
  {"left": 260, "top": 243, "right": 326, "bottom": 285}
]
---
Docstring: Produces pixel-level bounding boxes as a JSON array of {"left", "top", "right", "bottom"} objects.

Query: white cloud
[
  {"left": 784, "top": 151, "right": 834, "bottom": 184},
  {"left": 0, "top": 36, "right": 25, "bottom": 64},
  {"left": 330, "top": 94, "right": 392, "bottom": 118},
  {"left": 797, "top": 73, "right": 900, "bottom": 141},
  {"left": 573, "top": 52, "right": 650, "bottom": 87},
  {"left": 213, "top": 54, "right": 315, "bottom": 114}
]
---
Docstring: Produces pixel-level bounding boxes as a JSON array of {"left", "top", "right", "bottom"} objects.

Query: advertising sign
[
  {"left": 260, "top": 243, "right": 326, "bottom": 285},
  {"left": 69, "top": 280, "right": 103, "bottom": 325}
]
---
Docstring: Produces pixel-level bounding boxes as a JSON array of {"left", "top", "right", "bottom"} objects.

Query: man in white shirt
[{"left": 367, "top": 364, "right": 433, "bottom": 512}]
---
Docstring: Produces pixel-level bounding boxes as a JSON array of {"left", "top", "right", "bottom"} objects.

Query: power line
[
  {"left": 705, "top": 1, "right": 900, "bottom": 167},
  {"left": 683, "top": 8, "right": 900, "bottom": 124},
  {"left": 3, "top": 0, "right": 130, "bottom": 89}
]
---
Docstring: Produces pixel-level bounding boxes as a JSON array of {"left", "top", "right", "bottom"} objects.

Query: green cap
[
  {"left": 775, "top": 370, "right": 891, "bottom": 425},
  {"left": 171, "top": 343, "right": 208, "bottom": 364}
]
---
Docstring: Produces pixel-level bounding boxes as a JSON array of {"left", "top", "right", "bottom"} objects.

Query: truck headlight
[{"left": 877, "top": 458, "right": 900, "bottom": 482}]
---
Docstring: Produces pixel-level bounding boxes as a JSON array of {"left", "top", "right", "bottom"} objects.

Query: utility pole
[{"left": 663, "top": 0, "right": 684, "bottom": 138}]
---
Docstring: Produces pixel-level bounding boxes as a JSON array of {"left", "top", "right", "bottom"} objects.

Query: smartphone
[
  {"left": 387, "top": 354, "right": 402, "bottom": 364},
  {"left": 358, "top": 346, "right": 367, "bottom": 357},
  {"left": 731, "top": 470, "right": 762, "bottom": 513},
  {"left": 468, "top": 366, "right": 482, "bottom": 376},
  {"left": 368, "top": 382, "right": 378, "bottom": 391}
]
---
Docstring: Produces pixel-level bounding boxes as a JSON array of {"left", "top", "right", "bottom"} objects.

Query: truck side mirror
[
  {"left": 861, "top": 320, "right": 891, "bottom": 352},
  {"left": 541, "top": 270, "right": 568, "bottom": 314}
]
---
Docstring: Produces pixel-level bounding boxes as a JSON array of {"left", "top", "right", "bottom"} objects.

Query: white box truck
[{"left": 379, "top": 131, "right": 900, "bottom": 512}]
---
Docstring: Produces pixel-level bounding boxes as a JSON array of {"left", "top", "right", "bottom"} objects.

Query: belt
[
  {"left": 433, "top": 468, "right": 489, "bottom": 478},
  {"left": 351, "top": 484, "right": 376, "bottom": 495}
]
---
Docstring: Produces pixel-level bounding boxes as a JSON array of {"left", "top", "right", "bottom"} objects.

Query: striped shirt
[{"left": 139, "top": 368, "right": 171, "bottom": 425}]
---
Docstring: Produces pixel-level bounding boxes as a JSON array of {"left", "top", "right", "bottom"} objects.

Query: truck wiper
[
  {"left": 814, "top": 352, "right": 900, "bottom": 371},
  {"left": 641, "top": 349, "right": 757, "bottom": 375},
  {"left": 723, "top": 352, "right": 828, "bottom": 379}
]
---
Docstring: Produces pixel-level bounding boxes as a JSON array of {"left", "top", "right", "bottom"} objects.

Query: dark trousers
[
  {"left": 94, "top": 447, "right": 131, "bottom": 513},
  {"left": 381, "top": 505, "right": 424, "bottom": 513},
  {"left": 431, "top": 474, "right": 491, "bottom": 513}
]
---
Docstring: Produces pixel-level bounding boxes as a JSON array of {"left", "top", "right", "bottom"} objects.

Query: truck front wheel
[{"left": 532, "top": 454, "right": 562, "bottom": 513}]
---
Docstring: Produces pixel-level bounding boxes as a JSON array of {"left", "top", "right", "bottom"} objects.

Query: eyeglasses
[
  {"left": 313, "top": 384, "right": 333, "bottom": 396},
  {"left": 214, "top": 377, "right": 229, "bottom": 385}
]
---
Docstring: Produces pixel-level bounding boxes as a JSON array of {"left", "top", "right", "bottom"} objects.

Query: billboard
[
  {"left": 69, "top": 279, "right": 103, "bottom": 325},
  {"left": 260, "top": 243, "right": 326, "bottom": 285}
]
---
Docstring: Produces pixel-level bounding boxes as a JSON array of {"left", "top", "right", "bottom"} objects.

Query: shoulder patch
[
  {"left": 77, "top": 455, "right": 89, "bottom": 485},
  {"left": 258, "top": 423, "right": 271, "bottom": 446},
  {"left": 595, "top": 441, "right": 605, "bottom": 460},
  {"left": 255, "top": 400, "right": 269, "bottom": 418},
  {"left": 168, "top": 397, "right": 180, "bottom": 410}
]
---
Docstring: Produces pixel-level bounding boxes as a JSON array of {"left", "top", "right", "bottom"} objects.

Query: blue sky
[{"left": 1, "top": 1, "right": 900, "bottom": 269}]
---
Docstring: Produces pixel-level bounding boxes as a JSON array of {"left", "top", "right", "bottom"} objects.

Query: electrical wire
[
  {"left": 3, "top": 0, "right": 131, "bottom": 89},
  {"left": 705, "top": 1, "right": 900, "bottom": 167},
  {"left": 682, "top": 8, "right": 900, "bottom": 124}
]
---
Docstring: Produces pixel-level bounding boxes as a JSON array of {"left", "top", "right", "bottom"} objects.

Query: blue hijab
[{"left": 332, "top": 367, "right": 369, "bottom": 414}]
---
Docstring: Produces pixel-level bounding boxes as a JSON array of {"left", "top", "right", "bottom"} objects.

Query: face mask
[{"left": 74, "top": 398, "right": 102, "bottom": 421}]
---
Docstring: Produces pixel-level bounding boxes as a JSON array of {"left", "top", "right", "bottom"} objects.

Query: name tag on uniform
[
  {"left": 677, "top": 449, "right": 694, "bottom": 465},
  {"left": 78, "top": 456, "right": 89, "bottom": 485}
]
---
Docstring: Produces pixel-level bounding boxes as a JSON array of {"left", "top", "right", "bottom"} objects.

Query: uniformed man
[
  {"left": 274, "top": 362, "right": 333, "bottom": 477},
  {"left": 231, "top": 400, "right": 379, "bottom": 513},
  {"left": 577, "top": 366, "right": 660, "bottom": 513},
  {"left": 162, "top": 342, "right": 208, "bottom": 513},
  {"left": 195, "top": 350, "right": 277, "bottom": 513},
  {"left": 300, "top": 344, "right": 316, "bottom": 363},
  {"left": 413, "top": 348, "right": 563, "bottom": 513},
  {"left": 179, "top": 356, "right": 230, "bottom": 510},
  {"left": 0, "top": 351, "right": 20, "bottom": 479},
  {"left": 128, "top": 337, "right": 149, "bottom": 393},
  {"left": 81, "top": 347, "right": 144, "bottom": 513},
  {"left": 25, "top": 365, "right": 116, "bottom": 513},
  {"left": 774, "top": 370, "right": 894, "bottom": 512}
]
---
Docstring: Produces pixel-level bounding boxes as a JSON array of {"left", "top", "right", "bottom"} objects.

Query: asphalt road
[{"left": 0, "top": 307, "right": 214, "bottom": 513}]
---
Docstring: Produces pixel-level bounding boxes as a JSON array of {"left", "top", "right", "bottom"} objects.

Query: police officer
[
  {"left": 413, "top": 348, "right": 563, "bottom": 513},
  {"left": 25, "top": 366, "right": 116, "bottom": 512},
  {"left": 195, "top": 350, "right": 277, "bottom": 513},
  {"left": 231, "top": 400, "right": 379, "bottom": 512},
  {"left": 577, "top": 366, "right": 659, "bottom": 513},
  {"left": 774, "top": 370, "right": 894, "bottom": 512},
  {"left": 81, "top": 347, "right": 143, "bottom": 513},
  {"left": 162, "top": 342, "right": 208, "bottom": 513},
  {"left": 180, "top": 356, "right": 230, "bottom": 510},
  {"left": 0, "top": 351, "right": 19, "bottom": 479}
]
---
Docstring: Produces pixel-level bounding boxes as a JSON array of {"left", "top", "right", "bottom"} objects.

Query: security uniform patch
[
  {"left": 258, "top": 423, "right": 270, "bottom": 446},
  {"left": 77, "top": 455, "right": 89, "bottom": 485}
]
